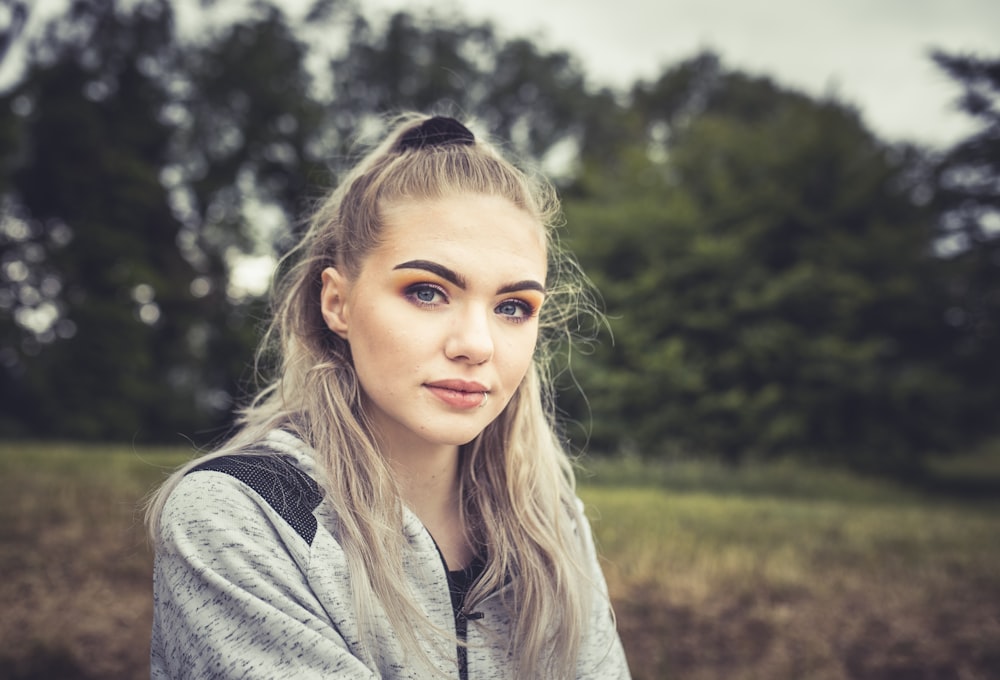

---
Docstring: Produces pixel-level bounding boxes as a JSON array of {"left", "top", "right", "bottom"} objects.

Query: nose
[{"left": 445, "top": 305, "right": 494, "bottom": 364}]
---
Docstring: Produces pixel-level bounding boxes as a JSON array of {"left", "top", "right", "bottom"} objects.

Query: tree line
[{"left": 0, "top": 0, "right": 997, "bottom": 474}]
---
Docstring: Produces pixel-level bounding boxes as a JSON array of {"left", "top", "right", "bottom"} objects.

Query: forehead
[{"left": 373, "top": 194, "right": 547, "bottom": 276}]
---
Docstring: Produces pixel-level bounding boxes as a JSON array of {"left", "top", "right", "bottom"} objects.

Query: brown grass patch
[
  {"left": 584, "top": 485, "right": 1000, "bottom": 680},
  {"left": 2, "top": 443, "right": 999, "bottom": 679},
  {"left": 0, "top": 443, "right": 176, "bottom": 680}
]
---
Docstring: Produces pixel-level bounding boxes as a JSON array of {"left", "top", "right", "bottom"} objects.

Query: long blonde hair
[{"left": 147, "top": 112, "right": 601, "bottom": 678}]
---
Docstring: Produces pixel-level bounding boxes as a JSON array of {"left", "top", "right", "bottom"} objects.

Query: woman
[{"left": 146, "top": 114, "right": 630, "bottom": 679}]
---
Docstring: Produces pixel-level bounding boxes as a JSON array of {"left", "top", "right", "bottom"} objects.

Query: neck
[
  {"left": 388, "top": 442, "right": 461, "bottom": 519},
  {"left": 382, "top": 439, "right": 474, "bottom": 569}
]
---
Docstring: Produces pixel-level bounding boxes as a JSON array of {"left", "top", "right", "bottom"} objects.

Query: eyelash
[
  {"left": 404, "top": 283, "right": 448, "bottom": 307},
  {"left": 403, "top": 284, "right": 539, "bottom": 322},
  {"left": 496, "top": 298, "right": 537, "bottom": 323}
]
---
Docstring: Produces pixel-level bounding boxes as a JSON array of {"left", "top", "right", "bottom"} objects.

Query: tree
[
  {"left": 0, "top": 0, "right": 28, "bottom": 64},
  {"left": 564, "top": 55, "right": 954, "bottom": 471},
  {"left": 0, "top": 0, "right": 211, "bottom": 439},
  {"left": 325, "top": 9, "right": 606, "bottom": 175},
  {"left": 0, "top": 0, "right": 622, "bottom": 442},
  {"left": 930, "top": 50, "right": 1000, "bottom": 442},
  {"left": 0, "top": 0, "right": 330, "bottom": 441}
]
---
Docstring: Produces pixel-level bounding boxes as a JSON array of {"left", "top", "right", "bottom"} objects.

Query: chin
[
  {"left": 446, "top": 430, "right": 487, "bottom": 447},
  {"left": 427, "top": 422, "right": 491, "bottom": 448}
]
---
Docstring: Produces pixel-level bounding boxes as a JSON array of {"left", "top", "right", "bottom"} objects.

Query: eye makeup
[
  {"left": 391, "top": 264, "right": 545, "bottom": 319},
  {"left": 409, "top": 285, "right": 448, "bottom": 305},
  {"left": 396, "top": 273, "right": 449, "bottom": 307},
  {"left": 496, "top": 290, "right": 544, "bottom": 322},
  {"left": 393, "top": 260, "right": 545, "bottom": 296}
]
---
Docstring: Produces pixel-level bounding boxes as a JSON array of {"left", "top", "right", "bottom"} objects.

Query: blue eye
[
  {"left": 496, "top": 299, "right": 534, "bottom": 321},
  {"left": 405, "top": 283, "right": 447, "bottom": 306}
]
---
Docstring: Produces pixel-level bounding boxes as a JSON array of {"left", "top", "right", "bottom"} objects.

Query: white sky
[
  {"left": 4, "top": 0, "right": 997, "bottom": 149},
  {"left": 362, "top": 0, "right": 999, "bottom": 148}
]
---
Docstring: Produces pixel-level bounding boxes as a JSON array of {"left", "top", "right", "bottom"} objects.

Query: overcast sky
[
  {"left": 364, "top": 0, "right": 999, "bottom": 149},
  {"left": 6, "top": 0, "right": 998, "bottom": 149}
]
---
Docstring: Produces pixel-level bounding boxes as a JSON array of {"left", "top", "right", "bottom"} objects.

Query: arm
[{"left": 151, "top": 470, "right": 378, "bottom": 680}]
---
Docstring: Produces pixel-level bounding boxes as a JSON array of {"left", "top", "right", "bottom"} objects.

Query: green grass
[
  {"left": 577, "top": 452, "right": 1000, "bottom": 679},
  {"left": 1, "top": 441, "right": 998, "bottom": 679},
  {"left": 577, "top": 454, "right": 924, "bottom": 503}
]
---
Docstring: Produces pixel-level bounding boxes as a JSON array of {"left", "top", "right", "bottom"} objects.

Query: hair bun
[{"left": 396, "top": 116, "right": 475, "bottom": 151}]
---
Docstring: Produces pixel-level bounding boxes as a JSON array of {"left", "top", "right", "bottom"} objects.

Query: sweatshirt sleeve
[
  {"left": 151, "top": 467, "right": 378, "bottom": 680},
  {"left": 574, "top": 499, "right": 633, "bottom": 680}
]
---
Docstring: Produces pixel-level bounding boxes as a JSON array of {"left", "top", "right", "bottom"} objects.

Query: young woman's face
[{"left": 320, "top": 193, "right": 547, "bottom": 454}]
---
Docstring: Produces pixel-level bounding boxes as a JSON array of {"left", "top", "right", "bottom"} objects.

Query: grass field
[{"left": 1, "top": 442, "right": 998, "bottom": 679}]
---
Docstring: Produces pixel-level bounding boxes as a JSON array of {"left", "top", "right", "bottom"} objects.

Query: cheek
[
  {"left": 500, "top": 331, "right": 539, "bottom": 386},
  {"left": 351, "top": 308, "right": 427, "bottom": 372}
]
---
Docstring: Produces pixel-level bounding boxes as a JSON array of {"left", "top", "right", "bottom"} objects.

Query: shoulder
[
  {"left": 171, "top": 448, "right": 324, "bottom": 546},
  {"left": 191, "top": 453, "right": 323, "bottom": 510}
]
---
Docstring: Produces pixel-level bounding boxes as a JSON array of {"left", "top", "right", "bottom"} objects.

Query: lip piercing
[{"left": 479, "top": 392, "right": 489, "bottom": 409}]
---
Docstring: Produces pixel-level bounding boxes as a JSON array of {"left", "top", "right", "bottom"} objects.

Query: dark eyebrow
[
  {"left": 393, "top": 260, "right": 466, "bottom": 289},
  {"left": 498, "top": 280, "right": 547, "bottom": 296},
  {"left": 393, "top": 259, "right": 546, "bottom": 296}
]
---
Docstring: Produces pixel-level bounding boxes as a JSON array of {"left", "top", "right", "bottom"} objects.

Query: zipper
[
  {"left": 454, "top": 609, "right": 483, "bottom": 680},
  {"left": 428, "top": 533, "right": 485, "bottom": 679}
]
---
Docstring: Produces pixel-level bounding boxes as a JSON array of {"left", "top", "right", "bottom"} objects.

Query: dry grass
[
  {"left": 0, "top": 442, "right": 185, "bottom": 680},
  {"left": 581, "top": 462, "right": 1000, "bottom": 680},
  {"left": 1, "top": 442, "right": 999, "bottom": 679}
]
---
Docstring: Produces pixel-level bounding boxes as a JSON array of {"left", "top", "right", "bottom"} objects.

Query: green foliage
[
  {"left": 0, "top": 1, "right": 996, "bottom": 474},
  {"left": 0, "top": 0, "right": 213, "bottom": 439},
  {"left": 930, "top": 50, "right": 1000, "bottom": 441},
  {"left": 326, "top": 8, "right": 600, "bottom": 167},
  {"left": 564, "top": 59, "right": 967, "bottom": 469},
  {"left": 0, "top": 0, "right": 608, "bottom": 443},
  {"left": 0, "top": 1, "right": 340, "bottom": 442}
]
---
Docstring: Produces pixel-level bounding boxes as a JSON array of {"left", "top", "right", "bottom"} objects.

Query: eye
[
  {"left": 404, "top": 283, "right": 447, "bottom": 307},
  {"left": 495, "top": 298, "right": 536, "bottom": 322}
]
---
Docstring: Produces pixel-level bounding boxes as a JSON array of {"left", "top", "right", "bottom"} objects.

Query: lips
[{"left": 424, "top": 380, "right": 489, "bottom": 409}]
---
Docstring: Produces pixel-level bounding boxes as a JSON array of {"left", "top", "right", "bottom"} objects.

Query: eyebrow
[{"left": 393, "top": 259, "right": 546, "bottom": 295}]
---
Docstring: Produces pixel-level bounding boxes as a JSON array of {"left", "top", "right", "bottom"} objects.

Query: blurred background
[{"left": 0, "top": 1, "right": 998, "bottom": 678}]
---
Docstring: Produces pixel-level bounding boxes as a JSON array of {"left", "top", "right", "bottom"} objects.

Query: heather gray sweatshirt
[{"left": 151, "top": 429, "right": 631, "bottom": 679}]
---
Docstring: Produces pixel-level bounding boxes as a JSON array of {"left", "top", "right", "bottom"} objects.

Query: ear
[{"left": 320, "top": 267, "right": 350, "bottom": 339}]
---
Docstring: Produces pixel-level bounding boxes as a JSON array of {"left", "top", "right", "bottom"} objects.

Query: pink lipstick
[{"left": 425, "top": 380, "right": 489, "bottom": 409}]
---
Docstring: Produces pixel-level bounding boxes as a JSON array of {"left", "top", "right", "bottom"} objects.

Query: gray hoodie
[{"left": 151, "top": 429, "right": 631, "bottom": 679}]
